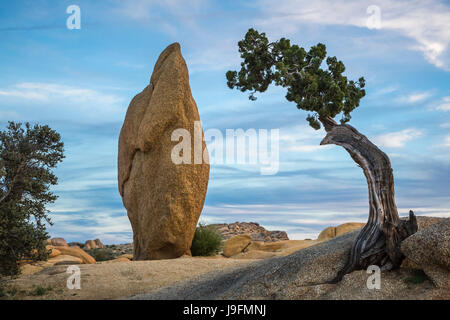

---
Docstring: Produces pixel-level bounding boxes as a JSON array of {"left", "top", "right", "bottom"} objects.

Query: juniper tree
[
  {"left": 226, "top": 29, "right": 417, "bottom": 281},
  {"left": 0, "top": 122, "right": 64, "bottom": 275}
]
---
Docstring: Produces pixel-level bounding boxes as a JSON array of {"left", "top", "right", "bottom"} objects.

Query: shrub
[
  {"left": 404, "top": 269, "right": 429, "bottom": 285},
  {"left": 85, "top": 248, "right": 115, "bottom": 261},
  {"left": 191, "top": 224, "right": 222, "bottom": 256},
  {"left": 29, "top": 285, "right": 52, "bottom": 296}
]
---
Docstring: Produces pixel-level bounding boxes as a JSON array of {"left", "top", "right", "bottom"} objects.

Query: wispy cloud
[
  {"left": 256, "top": 0, "right": 450, "bottom": 70},
  {"left": 399, "top": 91, "right": 433, "bottom": 104},
  {"left": 445, "top": 136, "right": 450, "bottom": 147},
  {"left": 0, "top": 82, "right": 124, "bottom": 122},
  {"left": 434, "top": 96, "right": 450, "bottom": 111},
  {"left": 374, "top": 128, "right": 423, "bottom": 147}
]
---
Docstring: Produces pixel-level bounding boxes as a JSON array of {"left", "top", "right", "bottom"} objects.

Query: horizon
[{"left": 1, "top": 0, "right": 449, "bottom": 244}]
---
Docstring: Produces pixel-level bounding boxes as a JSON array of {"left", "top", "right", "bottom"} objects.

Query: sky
[{"left": 0, "top": 0, "right": 449, "bottom": 244}]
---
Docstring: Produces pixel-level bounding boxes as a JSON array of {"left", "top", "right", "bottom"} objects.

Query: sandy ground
[{"left": 5, "top": 256, "right": 257, "bottom": 300}]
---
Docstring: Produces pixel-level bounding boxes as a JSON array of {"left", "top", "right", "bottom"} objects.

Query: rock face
[
  {"left": 401, "top": 218, "right": 449, "bottom": 288},
  {"left": 84, "top": 239, "right": 105, "bottom": 250},
  {"left": 209, "top": 222, "right": 289, "bottom": 242},
  {"left": 317, "top": 222, "right": 365, "bottom": 241},
  {"left": 118, "top": 43, "right": 210, "bottom": 260}
]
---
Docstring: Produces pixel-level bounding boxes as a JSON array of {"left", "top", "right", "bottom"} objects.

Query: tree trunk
[{"left": 318, "top": 117, "right": 418, "bottom": 282}]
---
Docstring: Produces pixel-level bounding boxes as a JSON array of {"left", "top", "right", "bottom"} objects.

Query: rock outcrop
[
  {"left": 118, "top": 43, "right": 209, "bottom": 260},
  {"left": 51, "top": 246, "right": 96, "bottom": 264},
  {"left": 50, "top": 238, "right": 68, "bottom": 247},
  {"left": 84, "top": 239, "right": 105, "bottom": 250},
  {"left": 401, "top": 218, "right": 449, "bottom": 288},
  {"left": 209, "top": 222, "right": 289, "bottom": 242}
]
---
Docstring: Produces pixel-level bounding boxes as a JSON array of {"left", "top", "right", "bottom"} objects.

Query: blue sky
[{"left": 0, "top": 0, "right": 449, "bottom": 243}]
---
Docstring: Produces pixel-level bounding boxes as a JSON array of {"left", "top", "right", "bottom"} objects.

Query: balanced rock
[{"left": 118, "top": 43, "right": 209, "bottom": 260}]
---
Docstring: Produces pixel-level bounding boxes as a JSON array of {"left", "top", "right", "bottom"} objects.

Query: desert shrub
[
  {"left": 404, "top": 269, "right": 429, "bottom": 285},
  {"left": 29, "top": 285, "right": 52, "bottom": 296},
  {"left": 191, "top": 224, "right": 222, "bottom": 256},
  {"left": 85, "top": 248, "right": 115, "bottom": 261}
]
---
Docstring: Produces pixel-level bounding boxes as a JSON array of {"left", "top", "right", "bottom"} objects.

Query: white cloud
[
  {"left": 441, "top": 122, "right": 450, "bottom": 128},
  {"left": 445, "top": 136, "right": 450, "bottom": 147},
  {"left": 435, "top": 96, "right": 450, "bottom": 111},
  {"left": 12, "top": 82, "right": 121, "bottom": 105},
  {"left": 374, "top": 128, "right": 423, "bottom": 147},
  {"left": 256, "top": 0, "right": 450, "bottom": 70},
  {"left": 400, "top": 91, "right": 433, "bottom": 104}
]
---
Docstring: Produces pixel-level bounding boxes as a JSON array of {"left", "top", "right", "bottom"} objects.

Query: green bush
[
  {"left": 191, "top": 224, "right": 222, "bottom": 256},
  {"left": 29, "top": 285, "right": 52, "bottom": 296},
  {"left": 85, "top": 248, "right": 115, "bottom": 261},
  {"left": 404, "top": 269, "right": 429, "bottom": 285}
]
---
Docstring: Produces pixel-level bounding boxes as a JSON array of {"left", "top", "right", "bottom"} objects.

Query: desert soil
[{"left": 5, "top": 256, "right": 257, "bottom": 300}]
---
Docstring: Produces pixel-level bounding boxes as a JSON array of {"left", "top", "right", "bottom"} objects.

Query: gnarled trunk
[{"left": 318, "top": 117, "right": 418, "bottom": 281}]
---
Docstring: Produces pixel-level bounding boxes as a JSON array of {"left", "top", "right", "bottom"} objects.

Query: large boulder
[
  {"left": 48, "top": 254, "right": 84, "bottom": 265},
  {"left": 46, "top": 245, "right": 61, "bottom": 258},
  {"left": 222, "top": 235, "right": 252, "bottom": 257},
  {"left": 118, "top": 43, "right": 209, "bottom": 260},
  {"left": 401, "top": 218, "right": 449, "bottom": 288},
  {"left": 317, "top": 222, "right": 365, "bottom": 241},
  {"left": 52, "top": 246, "right": 96, "bottom": 264}
]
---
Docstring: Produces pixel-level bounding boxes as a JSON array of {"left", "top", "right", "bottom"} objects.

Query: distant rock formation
[
  {"left": 84, "top": 239, "right": 105, "bottom": 250},
  {"left": 118, "top": 43, "right": 210, "bottom": 260},
  {"left": 50, "top": 238, "right": 68, "bottom": 247},
  {"left": 208, "top": 222, "right": 289, "bottom": 242}
]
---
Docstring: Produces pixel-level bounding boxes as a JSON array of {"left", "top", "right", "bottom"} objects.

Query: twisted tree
[{"left": 226, "top": 29, "right": 418, "bottom": 281}]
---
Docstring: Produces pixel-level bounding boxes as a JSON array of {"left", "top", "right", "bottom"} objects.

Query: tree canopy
[
  {"left": 226, "top": 28, "right": 366, "bottom": 130},
  {"left": 0, "top": 121, "right": 64, "bottom": 275}
]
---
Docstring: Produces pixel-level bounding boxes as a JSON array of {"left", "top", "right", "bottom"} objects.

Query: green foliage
[
  {"left": 0, "top": 121, "right": 64, "bottom": 276},
  {"left": 226, "top": 28, "right": 366, "bottom": 129},
  {"left": 404, "top": 269, "right": 429, "bottom": 285},
  {"left": 191, "top": 223, "right": 222, "bottom": 256},
  {"left": 29, "top": 285, "right": 52, "bottom": 296},
  {"left": 85, "top": 248, "right": 115, "bottom": 261}
]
